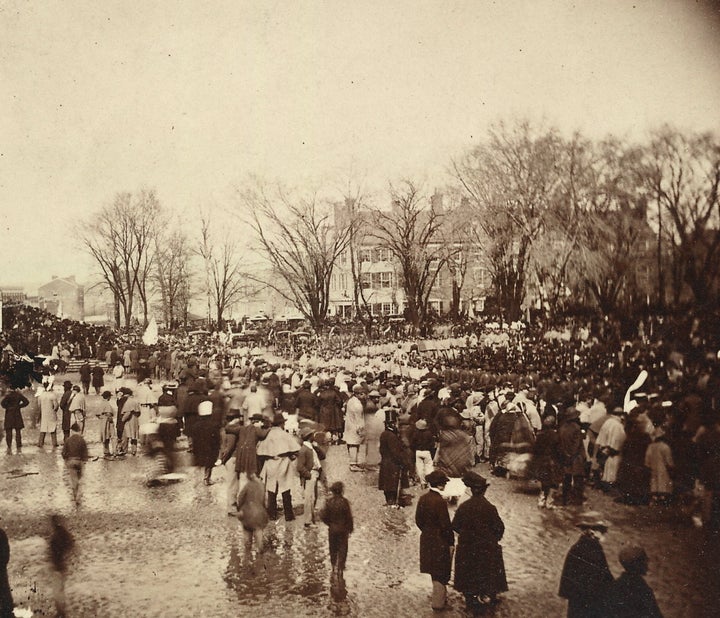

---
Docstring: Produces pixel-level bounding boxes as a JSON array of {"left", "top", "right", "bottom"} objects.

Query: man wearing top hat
[
  {"left": 415, "top": 469, "right": 454, "bottom": 611},
  {"left": 451, "top": 471, "right": 507, "bottom": 613}
]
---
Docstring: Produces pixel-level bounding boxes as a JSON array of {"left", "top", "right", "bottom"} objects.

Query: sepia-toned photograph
[{"left": 1, "top": 1, "right": 719, "bottom": 616}]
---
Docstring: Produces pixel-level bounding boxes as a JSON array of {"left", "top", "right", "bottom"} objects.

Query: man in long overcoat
[
  {"left": 378, "top": 413, "right": 411, "bottom": 505},
  {"left": 452, "top": 471, "right": 508, "bottom": 613},
  {"left": 415, "top": 470, "right": 454, "bottom": 611},
  {"left": 1, "top": 387, "right": 29, "bottom": 454},
  {"left": 558, "top": 407, "right": 587, "bottom": 505}
]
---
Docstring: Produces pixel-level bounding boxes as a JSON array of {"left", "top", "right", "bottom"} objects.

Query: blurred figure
[
  {"left": 257, "top": 413, "right": 300, "bottom": 521},
  {"left": 48, "top": 515, "right": 74, "bottom": 618},
  {"left": 0, "top": 526, "right": 13, "bottom": 618},
  {"left": 61, "top": 423, "right": 88, "bottom": 507},
  {"left": 193, "top": 400, "right": 221, "bottom": 485},
  {"left": 236, "top": 472, "right": 269, "bottom": 555}
]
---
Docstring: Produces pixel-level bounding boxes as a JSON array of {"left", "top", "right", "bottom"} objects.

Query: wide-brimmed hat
[
  {"left": 299, "top": 425, "right": 315, "bottom": 439},
  {"left": 426, "top": 470, "right": 449, "bottom": 487},
  {"left": 575, "top": 511, "right": 610, "bottom": 531},
  {"left": 462, "top": 471, "right": 489, "bottom": 490},
  {"left": 249, "top": 413, "right": 265, "bottom": 422}
]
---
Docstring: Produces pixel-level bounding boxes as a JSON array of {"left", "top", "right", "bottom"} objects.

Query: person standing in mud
[
  {"left": 2, "top": 386, "right": 29, "bottom": 455},
  {"left": 97, "top": 391, "right": 116, "bottom": 457},
  {"left": 558, "top": 511, "right": 614, "bottom": 617},
  {"left": 415, "top": 470, "right": 454, "bottom": 611},
  {"left": 319, "top": 481, "right": 354, "bottom": 581},
  {"left": 61, "top": 423, "right": 88, "bottom": 507},
  {"left": 0, "top": 526, "right": 13, "bottom": 618},
  {"left": 48, "top": 514, "right": 74, "bottom": 618}
]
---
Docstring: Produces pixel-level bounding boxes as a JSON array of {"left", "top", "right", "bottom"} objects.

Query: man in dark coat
[
  {"left": 558, "top": 407, "right": 587, "bottom": 505},
  {"left": 1, "top": 387, "right": 29, "bottom": 454},
  {"left": 78, "top": 361, "right": 91, "bottom": 395},
  {"left": 91, "top": 364, "right": 105, "bottom": 395},
  {"left": 558, "top": 511, "right": 614, "bottom": 617},
  {"left": 452, "top": 471, "right": 507, "bottom": 613},
  {"left": 319, "top": 481, "right": 354, "bottom": 580},
  {"left": 59, "top": 381, "right": 74, "bottom": 443},
  {"left": 378, "top": 413, "right": 412, "bottom": 506},
  {"left": 415, "top": 470, "right": 454, "bottom": 611}
]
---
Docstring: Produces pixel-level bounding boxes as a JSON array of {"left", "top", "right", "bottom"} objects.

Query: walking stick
[{"left": 393, "top": 469, "right": 402, "bottom": 509}]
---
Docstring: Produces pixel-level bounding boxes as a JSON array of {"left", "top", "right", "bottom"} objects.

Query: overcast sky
[{"left": 1, "top": 0, "right": 719, "bottom": 291}]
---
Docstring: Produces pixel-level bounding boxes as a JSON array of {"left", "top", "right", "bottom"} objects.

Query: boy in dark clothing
[
  {"left": 61, "top": 423, "right": 89, "bottom": 507},
  {"left": 319, "top": 481, "right": 354, "bottom": 579},
  {"left": 605, "top": 545, "right": 663, "bottom": 617}
]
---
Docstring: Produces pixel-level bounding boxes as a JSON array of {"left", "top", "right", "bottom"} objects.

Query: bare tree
[
  {"left": 368, "top": 181, "right": 453, "bottom": 332},
  {"left": 154, "top": 228, "right": 193, "bottom": 330},
  {"left": 241, "top": 182, "right": 356, "bottom": 332},
  {"left": 454, "top": 120, "right": 565, "bottom": 321},
  {"left": 645, "top": 126, "right": 720, "bottom": 307},
  {"left": 78, "top": 190, "right": 160, "bottom": 329},
  {"left": 198, "top": 216, "right": 245, "bottom": 330}
]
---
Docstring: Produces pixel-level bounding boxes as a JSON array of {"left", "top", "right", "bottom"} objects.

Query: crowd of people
[{"left": 1, "top": 304, "right": 719, "bottom": 615}]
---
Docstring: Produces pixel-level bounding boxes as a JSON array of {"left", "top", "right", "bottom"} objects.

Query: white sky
[{"left": 1, "top": 0, "right": 719, "bottom": 290}]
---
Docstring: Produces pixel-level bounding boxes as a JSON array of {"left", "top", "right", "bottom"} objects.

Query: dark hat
[
  {"left": 575, "top": 511, "right": 610, "bottom": 531},
  {"left": 563, "top": 407, "right": 580, "bottom": 421},
  {"left": 272, "top": 412, "right": 286, "bottom": 427},
  {"left": 250, "top": 413, "right": 265, "bottom": 422},
  {"left": 426, "top": 470, "right": 449, "bottom": 487},
  {"left": 120, "top": 387, "right": 133, "bottom": 396},
  {"left": 101, "top": 390, "right": 112, "bottom": 400},
  {"left": 618, "top": 545, "right": 648, "bottom": 572},
  {"left": 63, "top": 380, "right": 72, "bottom": 388},
  {"left": 462, "top": 471, "right": 489, "bottom": 490}
]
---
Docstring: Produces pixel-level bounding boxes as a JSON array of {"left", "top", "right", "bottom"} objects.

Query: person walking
[
  {"left": 91, "top": 364, "right": 104, "bottom": 395},
  {"left": 1, "top": 386, "right": 29, "bottom": 455},
  {"left": 558, "top": 511, "right": 614, "bottom": 617},
  {"left": 451, "top": 471, "right": 508, "bottom": 614},
  {"left": 344, "top": 385, "right": 366, "bottom": 471},
  {"left": 78, "top": 361, "right": 91, "bottom": 395},
  {"left": 0, "top": 527, "right": 13, "bottom": 618},
  {"left": 61, "top": 423, "right": 88, "bottom": 507},
  {"left": 415, "top": 469, "right": 454, "bottom": 611},
  {"left": 96, "top": 390, "right": 117, "bottom": 457},
  {"left": 532, "top": 415, "right": 562, "bottom": 508},
  {"left": 558, "top": 407, "right": 587, "bottom": 506},
  {"left": 319, "top": 481, "right": 354, "bottom": 581},
  {"left": 192, "top": 400, "right": 221, "bottom": 486},
  {"left": 69, "top": 385, "right": 86, "bottom": 435},
  {"left": 59, "top": 380, "right": 74, "bottom": 443},
  {"left": 48, "top": 514, "right": 74, "bottom": 618},
  {"left": 236, "top": 472, "right": 269, "bottom": 555}
]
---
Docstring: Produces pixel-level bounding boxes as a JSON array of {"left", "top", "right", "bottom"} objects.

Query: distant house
[
  {"left": 38, "top": 276, "right": 84, "bottom": 321},
  {"left": 0, "top": 287, "right": 26, "bottom": 305}
]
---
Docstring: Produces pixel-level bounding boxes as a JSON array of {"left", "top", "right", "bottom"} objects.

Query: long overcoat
[
  {"left": 378, "top": 428, "right": 410, "bottom": 492},
  {"left": 415, "top": 489, "right": 454, "bottom": 584},
  {"left": 37, "top": 389, "right": 59, "bottom": 433},
  {"left": 558, "top": 532, "right": 614, "bottom": 618},
  {"left": 451, "top": 494, "right": 508, "bottom": 596},
  {"left": 1, "top": 390, "right": 29, "bottom": 430}
]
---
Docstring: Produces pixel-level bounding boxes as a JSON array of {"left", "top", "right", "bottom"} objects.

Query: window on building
[
  {"left": 361, "top": 272, "right": 372, "bottom": 289},
  {"left": 380, "top": 272, "right": 393, "bottom": 288},
  {"left": 359, "top": 248, "right": 373, "bottom": 263}
]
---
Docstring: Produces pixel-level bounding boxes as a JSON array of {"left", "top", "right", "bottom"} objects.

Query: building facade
[{"left": 38, "top": 276, "right": 84, "bottom": 321}]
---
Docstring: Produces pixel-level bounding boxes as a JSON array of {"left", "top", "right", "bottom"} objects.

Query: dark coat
[
  {"left": 616, "top": 425, "right": 652, "bottom": 501},
  {"left": 295, "top": 388, "right": 319, "bottom": 421},
  {"left": 0, "top": 528, "right": 13, "bottom": 618},
  {"left": 79, "top": 363, "right": 92, "bottom": 384},
  {"left": 605, "top": 571, "right": 663, "bottom": 617},
  {"left": 558, "top": 532, "right": 614, "bottom": 618},
  {"left": 531, "top": 428, "right": 562, "bottom": 486},
  {"left": 320, "top": 495, "right": 354, "bottom": 536},
  {"left": 415, "top": 489, "right": 454, "bottom": 584},
  {"left": 378, "top": 428, "right": 411, "bottom": 492},
  {"left": 1, "top": 390, "right": 29, "bottom": 430},
  {"left": 191, "top": 416, "right": 221, "bottom": 468},
  {"left": 451, "top": 494, "right": 508, "bottom": 596},
  {"left": 59, "top": 388, "right": 73, "bottom": 432},
  {"left": 91, "top": 366, "right": 104, "bottom": 388},
  {"left": 221, "top": 423, "right": 268, "bottom": 475},
  {"left": 558, "top": 420, "right": 586, "bottom": 476},
  {"left": 317, "top": 386, "right": 344, "bottom": 432}
]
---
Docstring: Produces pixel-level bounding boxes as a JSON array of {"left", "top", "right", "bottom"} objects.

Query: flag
[{"left": 143, "top": 316, "right": 159, "bottom": 345}]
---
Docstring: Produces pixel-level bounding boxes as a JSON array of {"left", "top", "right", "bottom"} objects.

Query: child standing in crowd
[
  {"left": 235, "top": 472, "right": 269, "bottom": 555},
  {"left": 606, "top": 545, "right": 663, "bottom": 617},
  {"left": 61, "top": 423, "right": 88, "bottom": 507},
  {"left": 320, "top": 481, "right": 354, "bottom": 581}
]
